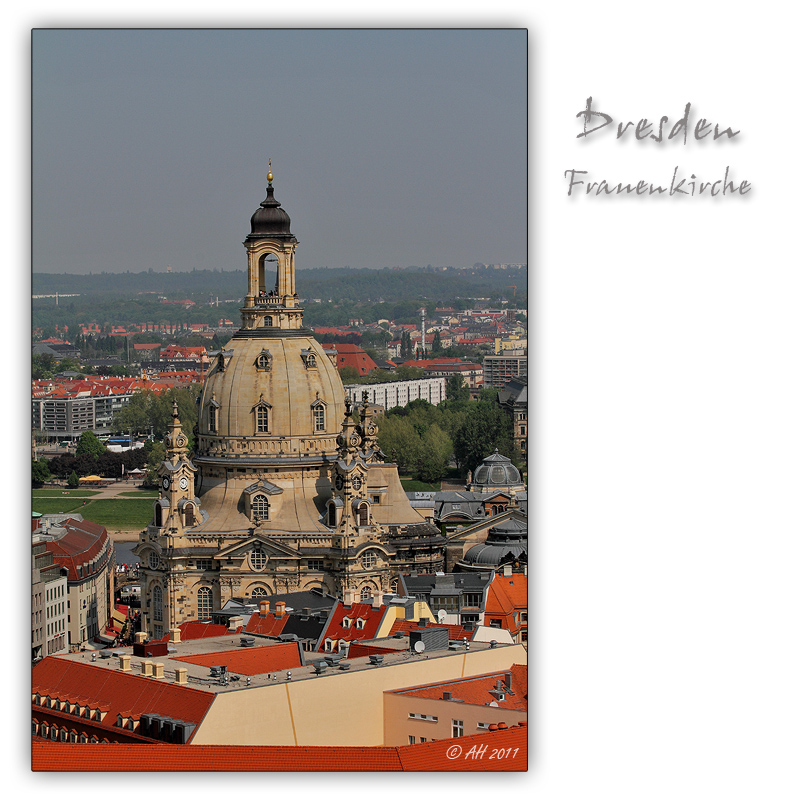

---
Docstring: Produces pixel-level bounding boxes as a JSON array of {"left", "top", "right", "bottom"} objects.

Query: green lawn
[
  {"left": 31, "top": 498, "right": 88, "bottom": 515},
  {"left": 118, "top": 490, "right": 158, "bottom": 498},
  {"left": 31, "top": 498, "right": 154, "bottom": 529},
  {"left": 32, "top": 489, "right": 100, "bottom": 498},
  {"left": 400, "top": 479, "right": 441, "bottom": 492},
  {"left": 79, "top": 499, "right": 154, "bottom": 528}
]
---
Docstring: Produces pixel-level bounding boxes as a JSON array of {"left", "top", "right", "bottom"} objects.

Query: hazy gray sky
[{"left": 32, "top": 29, "right": 527, "bottom": 274}]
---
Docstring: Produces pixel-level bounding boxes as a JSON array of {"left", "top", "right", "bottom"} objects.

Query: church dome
[
  {"left": 461, "top": 517, "right": 528, "bottom": 568},
  {"left": 196, "top": 335, "right": 345, "bottom": 458},
  {"left": 469, "top": 449, "right": 525, "bottom": 493},
  {"left": 247, "top": 184, "right": 296, "bottom": 241}
]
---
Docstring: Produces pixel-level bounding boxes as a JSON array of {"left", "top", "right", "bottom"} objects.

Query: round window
[
  {"left": 148, "top": 551, "right": 160, "bottom": 570},
  {"left": 361, "top": 550, "right": 376, "bottom": 569},
  {"left": 250, "top": 550, "right": 267, "bottom": 571}
]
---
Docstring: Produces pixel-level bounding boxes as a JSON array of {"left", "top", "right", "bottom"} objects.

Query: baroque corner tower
[{"left": 136, "top": 166, "right": 445, "bottom": 637}]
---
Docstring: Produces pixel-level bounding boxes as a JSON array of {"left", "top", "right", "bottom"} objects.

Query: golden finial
[{"left": 267, "top": 159, "right": 273, "bottom": 185}]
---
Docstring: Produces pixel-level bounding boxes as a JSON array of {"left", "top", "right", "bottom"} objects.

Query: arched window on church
[
  {"left": 256, "top": 351, "right": 272, "bottom": 371},
  {"left": 197, "top": 586, "right": 212, "bottom": 619},
  {"left": 328, "top": 503, "right": 337, "bottom": 527},
  {"left": 264, "top": 316, "right": 273, "bottom": 327},
  {"left": 251, "top": 494, "right": 270, "bottom": 522},
  {"left": 357, "top": 503, "right": 369, "bottom": 527},
  {"left": 208, "top": 402, "right": 219, "bottom": 434},
  {"left": 256, "top": 404, "right": 269, "bottom": 433},
  {"left": 306, "top": 353, "right": 316, "bottom": 368},
  {"left": 250, "top": 586, "right": 268, "bottom": 599},
  {"left": 183, "top": 503, "right": 195, "bottom": 526},
  {"left": 312, "top": 404, "right": 325, "bottom": 432},
  {"left": 152, "top": 585, "right": 163, "bottom": 622},
  {"left": 360, "top": 586, "right": 372, "bottom": 602}
]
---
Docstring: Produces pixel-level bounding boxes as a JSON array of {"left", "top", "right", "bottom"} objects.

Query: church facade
[{"left": 134, "top": 170, "right": 445, "bottom": 638}]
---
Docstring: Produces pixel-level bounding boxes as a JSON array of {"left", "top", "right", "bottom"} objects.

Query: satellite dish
[
  {"left": 414, "top": 641, "right": 425, "bottom": 653},
  {"left": 437, "top": 609, "right": 447, "bottom": 623},
  {"left": 489, "top": 701, "right": 499, "bottom": 707}
]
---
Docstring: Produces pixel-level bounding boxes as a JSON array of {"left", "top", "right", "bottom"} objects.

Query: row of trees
[
  {"left": 374, "top": 382, "right": 522, "bottom": 484},
  {"left": 111, "top": 385, "right": 202, "bottom": 441}
]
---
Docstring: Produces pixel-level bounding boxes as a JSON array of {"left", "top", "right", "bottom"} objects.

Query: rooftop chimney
[
  {"left": 118, "top": 654, "right": 131, "bottom": 672},
  {"left": 275, "top": 601, "right": 286, "bottom": 618},
  {"left": 343, "top": 589, "right": 355, "bottom": 607},
  {"left": 141, "top": 660, "right": 153, "bottom": 677},
  {"left": 502, "top": 564, "right": 512, "bottom": 577},
  {"left": 443, "top": 691, "right": 452, "bottom": 701},
  {"left": 153, "top": 663, "right": 164, "bottom": 679},
  {"left": 259, "top": 600, "right": 270, "bottom": 617},
  {"left": 371, "top": 592, "right": 381, "bottom": 609},
  {"left": 503, "top": 672, "right": 513, "bottom": 691},
  {"left": 169, "top": 627, "right": 182, "bottom": 643},
  {"left": 174, "top": 668, "right": 188, "bottom": 685},
  {"left": 135, "top": 632, "right": 147, "bottom": 645},
  {"left": 418, "top": 617, "right": 429, "bottom": 628},
  {"left": 227, "top": 615, "right": 243, "bottom": 631}
]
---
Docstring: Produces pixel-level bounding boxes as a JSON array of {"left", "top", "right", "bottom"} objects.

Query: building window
[
  {"left": 409, "top": 736, "right": 416, "bottom": 745},
  {"left": 357, "top": 504, "right": 369, "bottom": 526},
  {"left": 360, "top": 586, "right": 372, "bottom": 602},
  {"left": 452, "top": 719, "right": 464, "bottom": 738},
  {"left": 196, "top": 559, "right": 214, "bottom": 571},
  {"left": 256, "top": 352, "right": 271, "bottom": 370},
  {"left": 249, "top": 550, "right": 267, "bottom": 571},
  {"left": 264, "top": 316, "right": 273, "bottom": 327},
  {"left": 208, "top": 403, "right": 218, "bottom": 433},
  {"left": 313, "top": 404, "right": 325, "bottom": 432},
  {"left": 462, "top": 593, "right": 482, "bottom": 608},
  {"left": 197, "top": 587, "right": 212, "bottom": 619},
  {"left": 307, "top": 559, "right": 324, "bottom": 571},
  {"left": 361, "top": 550, "right": 376, "bottom": 569},
  {"left": 148, "top": 551, "right": 160, "bottom": 570},
  {"left": 390, "top": 579, "right": 399, "bottom": 594},
  {"left": 250, "top": 586, "right": 268, "bottom": 598},
  {"left": 342, "top": 617, "right": 351, "bottom": 629},
  {"left": 152, "top": 585, "right": 163, "bottom": 622},
  {"left": 256, "top": 404, "right": 269, "bottom": 433},
  {"left": 489, "top": 619, "right": 503, "bottom": 628},
  {"left": 251, "top": 494, "right": 270, "bottom": 521},
  {"left": 306, "top": 353, "right": 316, "bottom": 368}
]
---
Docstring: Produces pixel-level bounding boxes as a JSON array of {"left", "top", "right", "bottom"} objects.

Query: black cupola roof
[{"left": 247, "top": 170, "right": 296, "bottom": 242}]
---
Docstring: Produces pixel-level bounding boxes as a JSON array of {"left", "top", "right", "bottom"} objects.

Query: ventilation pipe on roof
[
  {"left": 371, "top": 592, "right": 381, "bottom": 609},
  {"left": 503, "top": 564, "right": 512, "bottom": 577},
  {"left": 443, "top": 691, "right": 452, "bottom": 700}
]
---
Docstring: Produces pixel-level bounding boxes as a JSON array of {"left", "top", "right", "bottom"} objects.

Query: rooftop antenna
[{"left": 419, "top": 307, "right": 426, "bottom": 358}]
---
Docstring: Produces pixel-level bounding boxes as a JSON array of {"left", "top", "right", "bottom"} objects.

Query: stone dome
[
  {"left": 469, "top": 449, "right": 525, "bottom": 493},
  {"left": 196, "top": 334, "right": 346, "bottom": 460},
  {"left": 461, "top": 517, "right": 528, "bottom": 568},
  {"left": 247, "top": 184, "right": 296, "bottom": 241}
]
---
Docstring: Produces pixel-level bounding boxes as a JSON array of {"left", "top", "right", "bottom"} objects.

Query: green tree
[
  {"left": 75, "top": 430, "right": 106, "bottom": 460},
  {"left": 338, "top": 366, "right": 361, "bottom": 384},
  {"left": 32, "top": 353, "right": 56, "bottom": 380},
  {"left": 395, "top": 365, "right": 424, "bottom": 381},
  {"left": 453, "top": 401, "right": 516, "bottom": 474},
  {"left": 143, "top": 441, "right": 166, "bottom": 487},
  {"left": 67, "top": 470, "right": 79, "bottom": 488},
  {"left": 431, "top": 330, "right": 442, "bottom": 354},
  {"left": 415, "top": 423, "right": 452, "bottom": 483},
  {"left": 445, "top": 373, "right": 469, "bottom": 402},
  {"left": 32, "top": 458, "right": 51, "bottom": 486}
]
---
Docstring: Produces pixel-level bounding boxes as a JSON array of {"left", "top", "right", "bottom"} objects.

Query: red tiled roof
[
  {"left": 345, "top": 642, "right": 398, "bottom": 659},
  {"left": 31, "top": 657, "right": 215, "bottom": 732},
  {"left": 35, "top": 518, "right": 111, "bottom": 582},
  {"left": 492, "top": 574, "right": 527, "bottom": 608},
  {"left": 32, "top": 724, "right": 527, "bottom": 771},
  {"left": 390, "top": 664, "right": 528, "bottom": 712},
  {"left": 245, "top": 612, "right": 289, "bottom": 637},
  {"left": 319, "top": 603, "right": 387, "bottom": 651},
  {"left": 331, "top": 344, "right": 378, "bottom": 376},
  {"left": 171, "top": 642, "right": 302, "bottom": 676},
  {"left": 150, "top": 621, "right": 237, "bottom": 644},
  {"left": 388, "top": 619, "right": 475, "bottom": 642}
]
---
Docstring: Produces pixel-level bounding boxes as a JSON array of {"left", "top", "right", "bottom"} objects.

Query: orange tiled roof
[
  {"left": 32, "top": 724, "right": 527, "bottom": 771},
  {"left": 390, "top": 664, "right": 527, "bottom": 712},
  {"left": 31, "top": 657, "right": 215, "bottom": 731},
  {"left": 492, "top": 574, "right": 527, "bottom": 608},
  {"left": 150, "top": 621, "right": 237, "bottom": 644},
  {"left": 245, "top": 612, "right": 289, "bottom": 637},
  {"left": 319, "top": 603, "right": 386, "bottom": 650},
  {"left": 171, "top": 641, "right": 302, "bottom": 676},
  {"left": 388, "top": 619, "right": 475, "bottom": 642}
]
